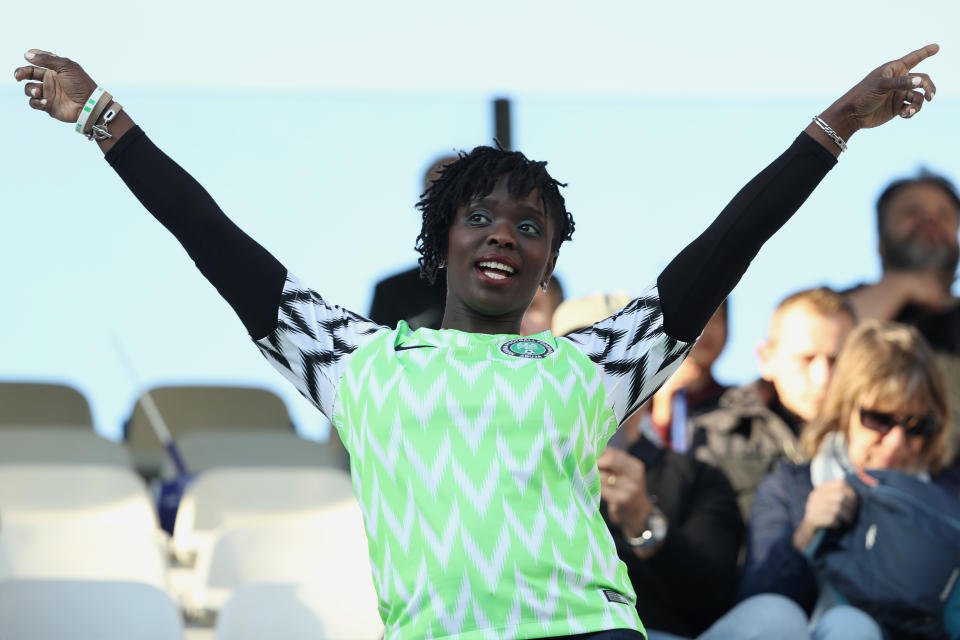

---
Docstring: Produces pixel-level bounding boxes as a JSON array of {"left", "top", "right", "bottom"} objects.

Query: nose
[
  {"left": 808, "top": 356, "right": 832, "bottom": 391},
  {"left": 486, "top": 221, "right": 517, "bottom": 249},
  {"left": 880, "top": 426, "right": 913, "bottom": 466}
]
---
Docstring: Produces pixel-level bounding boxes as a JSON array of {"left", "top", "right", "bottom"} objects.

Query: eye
[
  {"left": 518, "top": 221, "right": 543, "bottom": 237},
  {"left": 466, "top": 209, "right": 492, "bottom": 225}
]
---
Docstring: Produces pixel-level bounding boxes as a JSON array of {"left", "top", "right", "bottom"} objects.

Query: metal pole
[{"left": 494, "top": 97, "right": 512, "bottom": 150}]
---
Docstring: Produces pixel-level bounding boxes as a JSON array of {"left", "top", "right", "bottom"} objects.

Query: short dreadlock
[{"left": 415, "top": 145, "right": 575, "bottom": 284}]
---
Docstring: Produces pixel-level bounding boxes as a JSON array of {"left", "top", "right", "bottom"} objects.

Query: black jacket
[{"left": 603, "top": 437, "right": 745, "bottom": 637}]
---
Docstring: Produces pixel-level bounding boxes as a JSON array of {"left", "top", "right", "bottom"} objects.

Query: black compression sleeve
[
  {"left": 105, "top": 127, "right": 287, "bottom": 339},
  {"left": 657, "top": 132, "right": 837, "bottom": 342}
]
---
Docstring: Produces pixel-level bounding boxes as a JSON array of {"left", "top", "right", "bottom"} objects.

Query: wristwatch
[{"left": 624, "top": 505, "right": 668, "bottom": 549}]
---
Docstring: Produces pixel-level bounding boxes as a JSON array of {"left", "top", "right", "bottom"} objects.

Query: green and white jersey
[{"left": 256, "top": 273, "right": 693, "bottom": 639}]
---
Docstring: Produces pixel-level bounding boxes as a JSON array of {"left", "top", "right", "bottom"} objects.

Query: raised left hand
[
  {"left": 598, "top": 446, "right": 654, "bottom": 537},
  {"left": 830, "top": 44, "right": 939, "bottom": 137}
]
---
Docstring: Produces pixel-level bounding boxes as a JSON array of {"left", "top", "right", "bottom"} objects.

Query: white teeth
[
  {"left": 482, "top": 270, "right": 507, "bottom": 280},
  {"left": 477, "top": 261, "right": 516, "bottom": 274}
]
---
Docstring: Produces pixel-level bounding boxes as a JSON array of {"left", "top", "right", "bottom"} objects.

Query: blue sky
[{"left": 2, "top": 2, "right": 959, "bottom": 439}]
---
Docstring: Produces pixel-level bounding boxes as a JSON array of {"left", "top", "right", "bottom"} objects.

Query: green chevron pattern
[{"left": 335, "top": 324, "right": 644, "bottom": 639}]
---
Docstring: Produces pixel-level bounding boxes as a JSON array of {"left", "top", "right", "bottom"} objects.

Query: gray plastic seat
[
  {"left": 124, "top": 384, "right": 296, "bottom": 479},
  {"left": 0, "top": 427, "right": 133, "bottom": 467},
  {"left": 0, "top": 381, "right": 93, "bottom": 428},
  {"left": 158, "top": 429, "right": 345, "bottom": 479}
]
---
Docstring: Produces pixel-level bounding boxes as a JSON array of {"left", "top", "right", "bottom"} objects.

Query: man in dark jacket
[
  {"left": 368, "top": 155, "right": 457, "bottom": 330},
  {"left": 690, "top": 288, "right": 855, "bottom": 520},
  {"left": 599, "top": 435, "right": 744, "bottom": 638}
]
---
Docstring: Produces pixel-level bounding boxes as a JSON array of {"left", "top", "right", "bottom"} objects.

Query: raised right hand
[{"left": 14, "top": 49, "right": 97, "bottom": 123}]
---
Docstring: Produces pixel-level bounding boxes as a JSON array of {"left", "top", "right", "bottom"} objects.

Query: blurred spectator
[
  {"left": 368, "top": 155, "right": 457, "bottom": 330},
  {"left": 556, "top": 295, "right": 744, "bottom": 640},
  {"left": 845, "top": 171, "right": 960, "bottom": 465},
  {"left": 646, "top": 300, "right": 730, "bottom": 451},
  {"left": 519, "top": 275, "right": 564, "bottom": 335},
  {"left": 690, "top": 288, "right": 855, "bottom": 520},
  {"left": 713, "top": 321, "right": 960, "bottom": 640}
]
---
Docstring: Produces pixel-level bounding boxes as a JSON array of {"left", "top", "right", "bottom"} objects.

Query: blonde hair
[
  {"left": 800, "top": 321, "right": 950, "bottom": 473},
  {"left": 768, "top": 287, "right": 855, "bottom": 343}
]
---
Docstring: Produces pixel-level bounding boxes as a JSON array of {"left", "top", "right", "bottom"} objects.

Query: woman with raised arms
[{"left": 14, "top": 44, "right": 938, "bottom": 640}]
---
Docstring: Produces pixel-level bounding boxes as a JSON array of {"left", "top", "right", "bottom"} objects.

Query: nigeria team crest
[{"left": 500, "top": 337, "right": 554, "bottom": 359}]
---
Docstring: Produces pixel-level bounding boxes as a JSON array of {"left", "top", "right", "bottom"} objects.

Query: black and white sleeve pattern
[
  {"left": 255, "top": 273, "right": 388, "bottom": 418},
  {"left": 562, "top": 281, "right": 693, "bottom": 425}
]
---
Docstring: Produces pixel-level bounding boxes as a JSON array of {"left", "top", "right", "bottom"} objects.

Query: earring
[{"left": 540, "top": 281, "right": 548, "bottom": 292}]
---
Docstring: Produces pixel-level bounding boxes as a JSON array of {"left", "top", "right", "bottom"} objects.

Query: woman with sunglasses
[
  {"left": 13, "top": 45, "right": 941, "bottom": 639},
  {"left": 727, "top": 321, "right": 960, "bottom": 640}
]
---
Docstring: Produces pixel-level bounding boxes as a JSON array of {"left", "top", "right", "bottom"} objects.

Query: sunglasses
[{"left": 858, "top": 408, "right": 940, "bottom": 438}]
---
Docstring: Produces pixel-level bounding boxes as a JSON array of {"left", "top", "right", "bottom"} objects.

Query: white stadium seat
[
  {"left": 0, "top": 579, "right": 183, "bottom": 640},
  {"left": 171, "top": 466, "right": 354, "bottom": 563},
  {"left": 0, "top": 522, "right": 168, "bottom": 589},
  {"left": 216, "top": 582, "right": 383, "bottom": 640},
  {"left": 0, "top": 464, "right": 158, "bottom": 532},
  {"left": 190, "top": 499, "right": 375, "bottom": 612}
]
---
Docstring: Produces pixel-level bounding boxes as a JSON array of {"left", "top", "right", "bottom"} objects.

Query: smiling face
[{"left": 443, "top": 175, "right": 558, "bottom": 332}]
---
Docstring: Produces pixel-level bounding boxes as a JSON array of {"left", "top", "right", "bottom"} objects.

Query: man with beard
[{"left": 845, "top": 171, "right": 960, "bottom": 465}]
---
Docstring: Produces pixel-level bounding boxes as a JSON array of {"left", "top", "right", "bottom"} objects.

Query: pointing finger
[{"left": 898, "top": 43, "right": 939, "bottom": 71}]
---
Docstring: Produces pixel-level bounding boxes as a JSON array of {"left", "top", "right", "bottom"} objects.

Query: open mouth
[{"left": 476, "top": 260, "right": 517, "bottom": 281}]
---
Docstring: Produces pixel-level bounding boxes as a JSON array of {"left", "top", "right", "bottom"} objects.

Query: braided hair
[{"left": 415, "top": 145, "right": 575, "bottom": 284}]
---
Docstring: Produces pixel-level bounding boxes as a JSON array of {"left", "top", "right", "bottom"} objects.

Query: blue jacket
[{"left": 737, "top": 460, "right": 960, "bottom": 613}]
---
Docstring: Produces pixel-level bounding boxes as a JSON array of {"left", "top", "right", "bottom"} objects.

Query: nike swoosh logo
[{"left": 395, "top": 344, "right": 436, "bottom": 351}]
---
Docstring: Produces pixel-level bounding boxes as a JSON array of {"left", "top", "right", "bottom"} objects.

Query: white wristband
[{"left": 75, "top": 87, "right": 106, "bottom": 135}]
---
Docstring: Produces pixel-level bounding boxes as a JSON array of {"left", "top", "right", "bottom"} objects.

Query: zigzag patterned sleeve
[
  {"left": 255, "top": 273, "right": 387, "bottom": 418},
  {"left": 657, "top": 132, "right": 837, "bottom": 341},
  {"left": 562, "top": 282, "right": 693, "bottom": 425}
]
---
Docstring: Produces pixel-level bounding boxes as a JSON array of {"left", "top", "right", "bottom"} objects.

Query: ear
[
  {"left": 542, "top": 250, "right": 559, "bottom": 285},
  {"left": 756, "top": 341, "right": 775, "bottom": 381}
]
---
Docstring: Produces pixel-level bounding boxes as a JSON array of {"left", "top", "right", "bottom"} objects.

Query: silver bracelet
[
  {"left": 90, "top": 103, "right": 122, "bottom": 141},
  {"left": 812, "top": 115, "right": 847, "bottom": 153}
]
